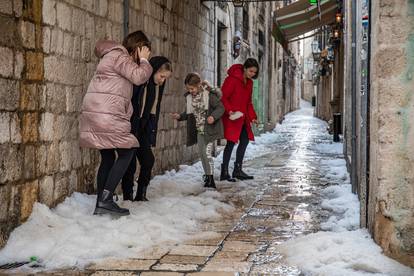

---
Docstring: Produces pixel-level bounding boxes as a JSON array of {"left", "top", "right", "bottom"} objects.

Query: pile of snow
[
  {"left": 277, "top": 229, "right": 414, "bottom": 276},
  {"left": 0, "top": 164, "right": 234, "bottom": 270}
]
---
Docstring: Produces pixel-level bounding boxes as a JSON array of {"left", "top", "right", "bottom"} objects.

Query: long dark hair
[
  {"left": 243, "top": 58, "right": 259, "bottom": 79},
  {"left": 122, "top": 30, "right": 151, "bottom": 54}
]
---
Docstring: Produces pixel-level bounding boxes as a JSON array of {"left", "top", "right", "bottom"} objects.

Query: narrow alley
[
  {"left": 1, "top": 0, "right": 413, "bottom": 275},
  {"left": 0, "top": 102, "right": 411, "bottom": 275}
]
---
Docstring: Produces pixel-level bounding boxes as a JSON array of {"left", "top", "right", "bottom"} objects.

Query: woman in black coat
[{"left": 122, "top": 56, "right": 172, "bottom": 201}]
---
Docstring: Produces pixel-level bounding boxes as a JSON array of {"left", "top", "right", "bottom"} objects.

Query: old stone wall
[
  {"left": 0, "top": 0, "right": 298, "bottom": 248},
  {"left": 368, "top": 0, "right": 414, "bottom": 267}
]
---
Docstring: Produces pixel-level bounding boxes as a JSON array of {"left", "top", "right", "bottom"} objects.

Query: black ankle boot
[
  {"left": 220, "top": 164, "right": 236, "bottom": 182},
  {"left": 134, "top": 184, "right": 149, "bottom": 201},
  {"left": 94, "top": 190, "right": 130, "bottom": 216},
  {"left": 203, "top": 175, "right": 216, "bottom": 189},
  {"left": 232, "top": 162, "right": 254, "bottom": 180},
  {"left": 123, "top": 190, "right": 133, "bottom": 201}
]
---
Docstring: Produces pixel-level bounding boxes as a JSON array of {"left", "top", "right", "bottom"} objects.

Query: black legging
[
  {"left": 96, "top": 148, "right": 136, "bottom": 195},
  {"left": 122, "top": 147, "right": 155, "bottom": 194},
  {"left": 122, "top": 122, "right": 156, "bottom": 194},
  {"left": 223, "top": 125, "right": 249, "bottom": 167}
]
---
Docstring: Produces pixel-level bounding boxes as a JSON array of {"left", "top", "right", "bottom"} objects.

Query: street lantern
[
  {"left": 311, "top": 40, "right": 321, "bottom": 61},
  {"left": 335, "top": 12, "right": 342, "bottom": 24},
  {"left": 233, "top": 0, "right": 244, "bottom": 7},
  {"left": 333, "top": 29, "right": 340, "bottom": 39}
]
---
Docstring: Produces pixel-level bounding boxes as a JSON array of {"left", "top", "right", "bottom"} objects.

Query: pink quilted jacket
[{"left": 79, "top": 40, "right": 153, "bottom": 149}]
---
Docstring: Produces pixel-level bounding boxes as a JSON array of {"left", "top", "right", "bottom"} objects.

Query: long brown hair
[{"left": 122, "top": 30, "right": 151, "bottom": 54}]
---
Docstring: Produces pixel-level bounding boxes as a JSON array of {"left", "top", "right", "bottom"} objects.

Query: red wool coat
[{"left": 221, "top": 64, "right": 257, "bottom": 143}]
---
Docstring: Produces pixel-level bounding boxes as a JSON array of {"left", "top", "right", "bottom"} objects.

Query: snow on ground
[
  {"left": 0, "top": 162, "right": 235, "bottom": 270},
  {"left": 277, "top": 229, "right": 414, "bottom": 276},
  {"left": 0, "top": 120, "right": 280, "bottom": 271},
  {"left": 276, "top": 105, "right": 414, "bottom": 276}
]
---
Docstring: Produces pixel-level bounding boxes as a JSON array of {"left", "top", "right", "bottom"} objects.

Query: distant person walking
[
  {"left": 79, "top": 31, "right": 153, "bottom": 216},
  {"left": 220, "top": 58, "right": 259, "bottom": 182}
]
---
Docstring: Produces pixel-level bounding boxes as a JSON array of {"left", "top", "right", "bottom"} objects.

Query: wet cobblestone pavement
[{"left": 2, "top": 104, "right": 345, "bottom": 276}]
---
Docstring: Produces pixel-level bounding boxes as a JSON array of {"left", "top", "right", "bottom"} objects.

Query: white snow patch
[
  {"left": 277, "top": 229, "right": 414, "bottom": 276},
  {"left": 315, "top": 142, "right": 344, "bottom": 155},
  {"left": 276, "top": 108, "right": 414, "bottom": 276},
  {"left": 0, "top": 163, "right": 234, "bottom": 270}
]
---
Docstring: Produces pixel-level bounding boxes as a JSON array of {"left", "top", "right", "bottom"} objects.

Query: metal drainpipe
[
  {"left": 366, "top": 0, "right": 372, "bottom": 227},
  {"left": 123, "top": 0, "right": 129, "bottom": 37},
  {"left": 351, "top": 0, "right": 358, "bottom": 194}
]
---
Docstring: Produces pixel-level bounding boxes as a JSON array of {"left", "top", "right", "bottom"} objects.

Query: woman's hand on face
[
  {"left": 137, "top": 46, "right": 151, "bottom": 60},
  {"left": 207, "top": 116, "right": 215, "bottom": 124},
  {"left": 170, "top": 113, "right": 180, "bottom": 120}
]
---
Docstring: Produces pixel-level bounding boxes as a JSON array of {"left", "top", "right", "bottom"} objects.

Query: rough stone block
[
  {"left": 24, "top": 145, "right": 36, "bottom": 179},
  {"left": 66, "top": 85, "right": 83, "bottom": 113},
  {"left": 0, "top": 185, "right": 9, "bottom": 220},
  {"left": 72, "top": 35, "right": 82, "bottom": 59},
  {"left": 98, "top": 0, "right": 108, "bottom": 17},
  {"left": 42, "top": 26, "right": 51, "bottom": 53},
  {"left": 20, "top": 84, "right": 38, "bottom": 111},
  {"left": 25, "top": 51, "right": 44, "bottom": 81},
  {"left": 13, "top": 51, "right": 24, "bottom": 79},
  {"left": 71, "top": 8, "right": 85, "bottom": 36},
  {"left": 39, "top": 112, "right": 54, "bottom": 141},
  {"left": 0, "top": 1, "right": 13, "bottom": 15},
  {"left": 0, "top": 46, "right": 14, "bottom": 78},
  {"left": 56, "top": 2, "right": 72, "bottom": 31},
  {"left": 13, "top": 0, "right": 23, "bottom": 17},
  {"left": 50, "top": 27, "right": 64, "bottom": 54},
  {"left": 88, "top": 259, "right": 158, "bottom": 271},
  {"left": 0, "top": 78, "right": 20, "bottom": 111},
  {"left": 84, "top": 14, "right": 95, "bottom": 40},
  {"left": 59, "top": 141, "right": 72, "bottom": 171},
  {"left": 81, "top": 38, "right": 91, "bottom": 62},
  {"left": 39, "top": 175, "right": 54, "bottom": 206},
  {"left": 43, "top": 0, "right": 56, "bottom": 26},
  {"left": 36, "top": 143, "right": 58, "bottom": 175},
  {"left": 0, "top": 16, "right": 20, "bottom": 49},
  {"left": 21, "top": 112, "right": 38, "bottom": 143},
  {"left": 68, "top": 169, "right": 77, "bottom": 194},
  {"left": 0, "top": 145, "right": 23, "bottom": 184},
  {"left": 20, "top": 180, "right": 39, "bottom": 221},
  {"left": 54, "top": 173, "right": 68, "bottom": 202},
  {"left": 10, "top": 113, "right": 21, "bottom": 143},
  {"left": 0, "top": 112, "right": 10, "bottom": 143},
  {"left": 63, "top": 32, "right": 74, "bottom": 57},
  {"left": 20, "top": 21, "right": 36, "bottom": 49}
]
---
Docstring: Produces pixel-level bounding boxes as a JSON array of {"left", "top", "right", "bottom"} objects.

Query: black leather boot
[
  {"left": 94, "top": 189, "right": 130, "bottom": 216},
  {"left": 220, "top": 164, "right": 236, "bottom": 182},
  {"left": 123, "top": 190, "right": 133, "bottom": 201},
  {"left": 134, "top": 184, "right": 149, "bottom": 201},
  {"left": 232, "top": 162, "right": 254, "bottom": 180},
  {"left": 203, "top": 175, "right": 216, "bottom": 189}
]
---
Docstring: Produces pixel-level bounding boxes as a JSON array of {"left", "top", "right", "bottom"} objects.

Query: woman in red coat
[{"left": 220, "top": 58, "right": 259, "bottom": 181}]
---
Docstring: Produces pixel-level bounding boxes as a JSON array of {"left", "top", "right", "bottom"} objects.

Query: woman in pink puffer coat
[{"left": 79, "top": 31, "right": 153, "bottom": 217}]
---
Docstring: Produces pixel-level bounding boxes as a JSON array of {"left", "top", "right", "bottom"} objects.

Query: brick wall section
[{"left": 368, "top": 0, "right": 414, "bottom": 267}]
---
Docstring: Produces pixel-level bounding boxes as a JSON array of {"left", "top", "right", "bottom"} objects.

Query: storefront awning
[{"left": 272, "top": 0, "right": 339, "bottom": 49}]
